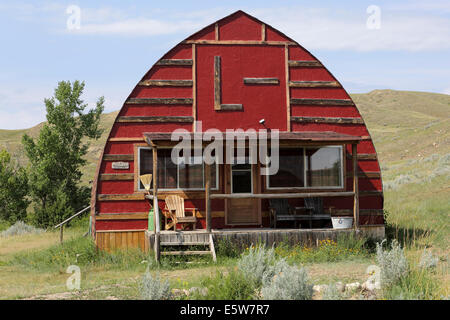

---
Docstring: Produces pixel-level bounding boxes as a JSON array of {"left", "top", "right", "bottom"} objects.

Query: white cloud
[
  {"left": 3, "top": 2, "right": 449, "bottom": 51},
  {"left": 71, "top": 17, "right": 203, "bottom": 36},
  {"left": 66, "top": 7, "right": 227, "bottom": 37},
  {"left": 250, "top": 7, "right": 450, "bottom": 52}
]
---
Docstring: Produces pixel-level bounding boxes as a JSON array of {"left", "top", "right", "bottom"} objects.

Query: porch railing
[{"left": 54, "top": 205, "right": 91, "bottom": 243}]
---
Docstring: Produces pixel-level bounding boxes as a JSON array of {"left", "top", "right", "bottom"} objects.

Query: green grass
[
  {"left": 191, "top": 269, "right": 257, "bottom": 300},
  {"left": 273, "top": 233, "right": 373, "bottom": 264},
  {"left": 382, "top": 267, "right": 441, "bottom": 300},
  {"left": 9, "top": 236, "right": 150, "bottom": 272}
]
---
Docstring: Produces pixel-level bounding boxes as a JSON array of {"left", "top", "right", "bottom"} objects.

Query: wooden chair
[
  {"left": 304, "top": 197, "right": 330, "bottom": 228},
  {"left": 268, "top": 199, "right": 294, "bottom": 228},
  {"left": 162, "top": 195, "right": 198, "bottom": 231}
]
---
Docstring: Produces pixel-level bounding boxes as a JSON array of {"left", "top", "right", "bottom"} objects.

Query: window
[
  {"left": 138, "top": 147, "right": 217, "bottom": 190},
  {"left": 267, "top": 146, "right": 343, "bottom": 189},
  {"left": 268, "top": 148, "right": 304, "bottom": 188},
  {"left": 306, "top": 147, "right": 342, "bottom": 187},
  {"left": 231, "top": 160, "right": 252, "bottom": 194}
]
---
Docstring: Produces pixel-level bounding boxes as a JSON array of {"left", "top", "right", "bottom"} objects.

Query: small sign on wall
[{"left": 112, "top": 161, "right": 130, "bottom": 170}]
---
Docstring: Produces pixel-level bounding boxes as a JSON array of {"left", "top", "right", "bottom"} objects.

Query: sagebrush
[{"left": 141, "top": 272, "right": 172, "bottom": 300}]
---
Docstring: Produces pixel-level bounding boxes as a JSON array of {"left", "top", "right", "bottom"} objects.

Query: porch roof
[{"left": 143, "top": 131, "right": 361, "bottom": 145}]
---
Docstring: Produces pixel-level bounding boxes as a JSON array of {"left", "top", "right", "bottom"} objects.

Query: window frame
[
  {"left": 265, "top": 145, "right": 344, "bottom": 191},
  {"left": 136, "top": 146, "right": 219, "bottom": 192}
]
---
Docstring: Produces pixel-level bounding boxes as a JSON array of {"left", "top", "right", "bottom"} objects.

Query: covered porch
[
  {"left": 142, "top": 131, "right": 370, "bottom": 260},
  {"left": 143, "top": 131, "right": 362, "bottom": 230}
]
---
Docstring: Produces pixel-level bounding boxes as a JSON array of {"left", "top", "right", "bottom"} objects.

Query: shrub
[
  {"left": 261, "top": 265, "right": 313, "bottom": 300},
  {"left": 322, "top": 283, "right": 345, "bottom": 300},
  {"left": 215, "top": 238, "right": 242, "bottom": 258},
  {"left": 383, "top": 174, "right": 414, "bottom": 190},
  {"left": 141, "top": 272, "right": 171, "bottom": 300},
  {"left": 382, "top": 268, "right": 440, "bottom": 300},
  {"left": 376, "top": 240, "right": 408, "bottom": 287},
  {"left": 438, "top": 153, "right": 450, "bottom": 166},
  {"left": 195, "top": 269, "right": 257, "bottom": 300},
  {"left": 418, "top": 249, "right": 438, "bottom": 271},
  {"left": 1, "top": 221, "right": 44, "bottom": 237},
  {"left": 237, "top": 245, "right": 282, "bottom": 286}
]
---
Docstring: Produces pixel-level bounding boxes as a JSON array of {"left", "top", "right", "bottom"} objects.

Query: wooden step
[
  {"left": 160, "top": 250, "right": 212, "bottom": 256},
  {"left": 160, "top": 241, "right": 209, "bottom": 246}
]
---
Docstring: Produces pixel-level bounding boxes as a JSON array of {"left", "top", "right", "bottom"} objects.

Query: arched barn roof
[{"left": 91, "top": 10, "right": 383, "bottom": 235}]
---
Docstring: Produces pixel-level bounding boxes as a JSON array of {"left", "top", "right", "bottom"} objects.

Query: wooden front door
[{"left": 225, "top": 162, "right": 261, "bottom": 225}]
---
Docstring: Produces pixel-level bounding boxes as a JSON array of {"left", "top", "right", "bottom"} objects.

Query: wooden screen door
[{"left": 225, "top": 160, "right": 261, "bottom": 226}]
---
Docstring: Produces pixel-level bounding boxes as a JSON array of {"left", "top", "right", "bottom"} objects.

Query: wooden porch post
[
  {"left": 152, "top": 146, "right": 160, "bottom": 262},
  {"left": 352, "top": 143, "right": 359, "bottom": 229},
  {"left": 205, "top": 163, "right": 212, "bottom": 233}
]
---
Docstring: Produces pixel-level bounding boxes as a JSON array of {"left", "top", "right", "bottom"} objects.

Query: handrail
[
  {"left": 210, "top": 192, "right": 355, "bottom": 199},
  {"left": 54, "top": 206, "right": 91, "bottom": 229}
]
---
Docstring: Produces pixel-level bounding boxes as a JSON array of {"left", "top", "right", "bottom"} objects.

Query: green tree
[
  {"left": 0, "top": 149, "right": 29, "bottom": 223},
  {"left": 22, "top": 80, "right": 104, "bottom": 227}
]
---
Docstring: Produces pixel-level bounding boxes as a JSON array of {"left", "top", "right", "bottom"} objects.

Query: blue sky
[{"left": 0, "top": 0, "right": 449, "bottom": 129}]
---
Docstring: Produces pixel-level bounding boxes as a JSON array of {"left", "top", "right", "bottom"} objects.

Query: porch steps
[
  {"left": 161, "top": 250, "right": 212, "bottom": 256},
  {"left": 158, "top": 233, "right": 217, "bottom": 262}
]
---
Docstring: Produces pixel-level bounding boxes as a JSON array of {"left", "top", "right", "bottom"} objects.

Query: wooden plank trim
[
  {"left": 96, "top": 229, "right": 146, "bottom": 233},
  {"left": 160, "top": 242, "right": 209, "bottom": 246},
  {"left": 289, "top": 81, "right": 341, "bottom": 88},
  {"left": 103, "top": 154, "right": 134, "bottom": 161},
  {"left": 214, "top": 56, "right": 221, "bottom": 110},
  {"left": 108, "top": 137, "right": 145, "bottom": 142},
  {"left": 347, "top": 171, "right": 382, "bottom": 179},
  {"left": 125, "top": 98, "right": 193, "bottom": 105},
  {"left": 156, "top": 59, "right": 193, "bottom": 66},
  {"left": 117, "top": 116, "right": 194, "bottom": 123},
  {"left": 211, "top": 192, "right": 354, "bottom": 199},
  {"left": 291, "top": 116, "right": 364, "bottom": 124},
  {"left": 138, "top": 80, "right": 193, "bottom": 87},
  {"left": 360, "top": 190, "right": 383, "bottom": 196},
  {"left": 97, "top": 194, "right": 146, "bottom": 201},
  {"left": 261, "top": 23, "right": 266, "bottom": 41},
  {"left": 290, "top": 98, "right": 354, "bottom": 106},
  {"left": 100, "top": 173, "right": 134, "bottom": 181},
  {"left": 184, "top": 40, "right": 296, "bottom": 45},
  {"left": 288, "top": 60, "right": 323, "bottom": 67},
  {"left": 218, "top": 104, "right": 243, "bottom": 111},
  {"left": 334, "top": 209, "right": 384, "bottom": 216},
  {"left": 215, "top": 23, "right": 219, "bottom": 41},
  {"left": 285, "top": 45, "right": 291, "bottom": 132},
  {"left": 192, "top": 43, "right": 197, "bottom": 132},
  {"left": 161, "top": 251, "right": 212, "bottom": 256},
  {"left": 244, "top": 78, "right": 279, "bottom": 85},
  {"left": 96, "top": 213, "right": 148, "bottom": 220},
  {"left": 352, "top": 143, "right": 359, "bottom": 229},
  {"left": 346, "top": 153, "right": 378, "bottom": 160}
]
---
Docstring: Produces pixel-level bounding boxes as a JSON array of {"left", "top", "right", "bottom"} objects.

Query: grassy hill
[{"left": 1, "top": 89, "right": 449, "bottom": 246}]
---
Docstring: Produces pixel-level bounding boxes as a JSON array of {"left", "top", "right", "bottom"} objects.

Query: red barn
[{"left": 91, "top": 11, "right": 384, "bottom": 252}]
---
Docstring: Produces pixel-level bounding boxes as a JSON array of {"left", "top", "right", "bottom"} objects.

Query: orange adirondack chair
[{"left": 162, "top": 195, "right": 198, "bottom": 231}]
